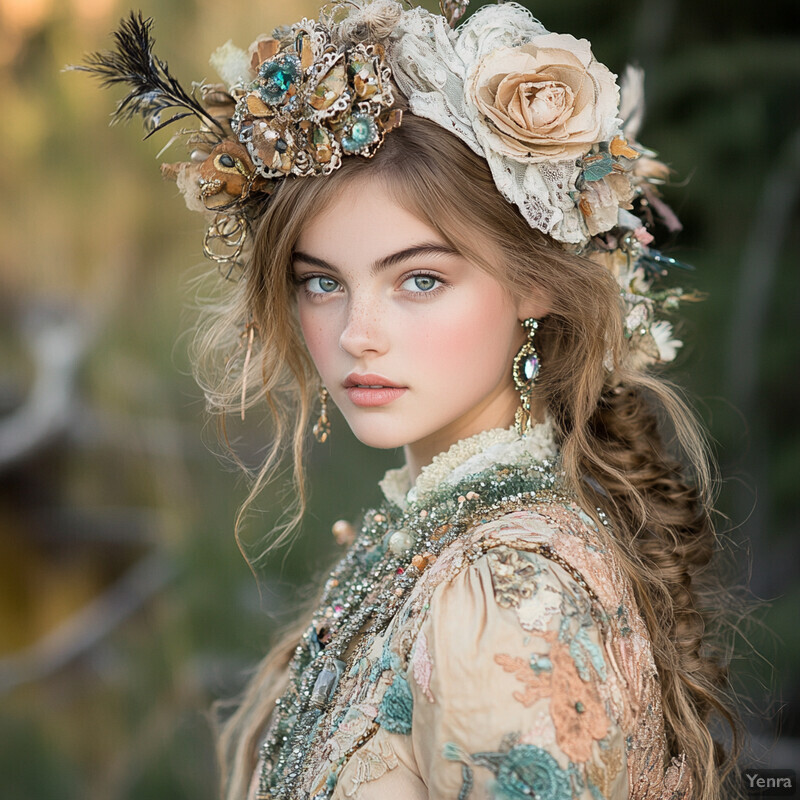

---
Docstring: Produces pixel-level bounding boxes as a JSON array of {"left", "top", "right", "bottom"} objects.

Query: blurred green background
[{"left": 0, "top": 0, "right": 797, "bottom": 796}]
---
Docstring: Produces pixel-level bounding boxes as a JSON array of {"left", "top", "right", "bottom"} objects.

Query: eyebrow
[{"left": 292, "top": 243, "right": 461, "bottom": 277}]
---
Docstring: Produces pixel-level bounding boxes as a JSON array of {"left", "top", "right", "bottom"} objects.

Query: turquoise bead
[
  {"left": 259, "top": 55, "right": 300, "bottom": 104},
  {"left": 341, "top": 113, "right": 378, "bottom": 154}
]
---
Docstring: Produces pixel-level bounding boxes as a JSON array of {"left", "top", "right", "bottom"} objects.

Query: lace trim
[{"left": 378, "top": 418, "right": 558, "bottom": 510}]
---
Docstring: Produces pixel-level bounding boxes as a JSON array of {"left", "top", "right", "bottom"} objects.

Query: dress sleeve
[{"left": 407, "top": 540, "right": 628, "bottom": 799}]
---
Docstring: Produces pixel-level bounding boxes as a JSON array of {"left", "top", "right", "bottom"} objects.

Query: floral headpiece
[{"left": 76, "top": 0, "right": 698, "bottom": 368}]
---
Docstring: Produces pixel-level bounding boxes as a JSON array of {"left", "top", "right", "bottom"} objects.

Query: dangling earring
[
  {"left": 512, "top": 318, "right": 541, "bottom": 436},
  {"left": 313, "top": 386, "right": 331, "bottom": 443}
]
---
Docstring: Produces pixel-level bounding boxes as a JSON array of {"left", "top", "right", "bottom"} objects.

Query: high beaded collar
[{"left": 378, "top": 417, "right": 558, "bottom": 511}]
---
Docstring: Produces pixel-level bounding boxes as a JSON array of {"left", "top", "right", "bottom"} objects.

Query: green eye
[
  {"left": 402, "top": 275, "right": 439, "bottom": 292},
  {"left": 307, "top": 276, "right": 339, "bottom": 293}
]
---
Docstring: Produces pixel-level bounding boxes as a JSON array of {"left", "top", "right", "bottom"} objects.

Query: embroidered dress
[{"left": 249, "top": 422, "right": 691, "bottom": 800}]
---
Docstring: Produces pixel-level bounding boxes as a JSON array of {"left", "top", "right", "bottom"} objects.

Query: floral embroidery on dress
[
  {"left": 443, "top": 740, "right": 574, "bottom": 800},
  {"left": 411, "top": 629, "right": 435, "bottom": 702},
  {"left": 340, "top": 729, "right": 399, "bottom": 798},
  {"left": 567, "top": 621, "right": 608, "bottom": 684},
  {"left": 495, "top": 644, "right": 555, "bottom": 707},
  {"left": 494, "top": 638, "right": 610, "bottom": 764},
  {"left": 548, "top": 641, "right": 610, "bottom": 763},
  {"left": 516, "top": 582, "right": 563, "bottom": 632},
  {"left": 255, "top": 425, "right": 693, "bottom": 799},
  {"left": 326, "top": 703, "right": 380, "bottom": 762},
  {"left": 375, "top": 671, "right": 413, "bottom": 734},
  {"left": 443, "top": 730, "right": 626, "bottom": 800}
]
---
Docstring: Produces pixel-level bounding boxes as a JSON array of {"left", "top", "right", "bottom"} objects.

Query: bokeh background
[{"left": 1, "top": 0, "right": 798, "bottom": 796}]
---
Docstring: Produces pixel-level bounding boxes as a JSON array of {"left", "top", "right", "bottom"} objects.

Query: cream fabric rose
[
  {"left": 468, "top": 33, "right": 620, "bottom": 163},
  {"left": 390, "top": 3, "right": 626, "bottom": 242}
]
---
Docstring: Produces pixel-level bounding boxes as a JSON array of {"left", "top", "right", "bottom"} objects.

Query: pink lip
[{"left": 343, "top": 373, "right": 407, "bottom": 408}]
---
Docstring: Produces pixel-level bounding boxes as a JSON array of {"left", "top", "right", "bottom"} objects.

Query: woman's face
[{"left": 293, "top": 177, "right": 547, "bottom": 466}]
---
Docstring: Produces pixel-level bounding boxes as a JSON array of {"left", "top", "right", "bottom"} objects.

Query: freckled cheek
[{"left": 297, "top": 305, "right": 338, "bottom": 374}]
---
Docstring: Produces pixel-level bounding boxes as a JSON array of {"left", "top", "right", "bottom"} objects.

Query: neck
[{"left": 403, "top": 395, "right": 545, "bottom": 483}]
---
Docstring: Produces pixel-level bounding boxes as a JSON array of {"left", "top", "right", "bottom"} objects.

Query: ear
[{"left": 516, "top": 289, "right": 552, "bottom": 321}]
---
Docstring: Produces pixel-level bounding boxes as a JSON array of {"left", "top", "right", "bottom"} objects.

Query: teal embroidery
[
  {"left": 444, "top": 741, "right": 573, "bottom": 800},
  {"left": 376, "top": 673, "right": 413, "bottom": 734},
  {"left": 443, "top": 743, "right": 475, "bottom": 800},
  {"left": 529, "top": 654, "right": 552, "bottom": 674},
  {"left": 348, "top": 656, "right": 366, "bottom": 678},
  {"left": 553, "top": 588, "right": 607, "bottom": 683},
  {"left": 494, "top": 745, "right": 572, "bottom": 800},
  {"left": 569, "top": 626, "right": 607, "bottom": 682}
]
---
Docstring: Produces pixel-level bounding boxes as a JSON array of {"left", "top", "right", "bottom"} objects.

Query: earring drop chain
[{"left": 313, "top": 386, "right": 331, "bottom": 443}]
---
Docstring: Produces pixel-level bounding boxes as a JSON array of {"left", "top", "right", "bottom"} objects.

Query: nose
[{"left": 338, "top": 295, "right": 388, "bottom": 358}]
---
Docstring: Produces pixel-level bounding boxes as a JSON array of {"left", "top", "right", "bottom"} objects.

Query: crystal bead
[
  {"left": 524, "top": 354, "right": 539, "bottom": 381},
  {"left": 259, "top": 55, "right": 300, "bottom": 104},
  {"left": 310, "top": 658, "right": 345, "bottom": 708}
]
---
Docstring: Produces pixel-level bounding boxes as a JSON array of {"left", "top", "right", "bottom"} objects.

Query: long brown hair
[{"left": 195, "top": 100, "right": 742, "bottom": 800}]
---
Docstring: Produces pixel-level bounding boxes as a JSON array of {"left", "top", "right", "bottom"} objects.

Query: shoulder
[
  {"left": 390, "top": 503, "right": 632, "bottom": 798},
  {"left": 393, "top": 500, "right": 619, "bottom": 689},
  {"left": 407, "top": 499, "right": 625, "bottom": 627},
  {"left": 393, "top": 499, "right": 655, "bottom": 717},
  {"left": 417, "top": 505, "right": 613, "bottom": 675}
]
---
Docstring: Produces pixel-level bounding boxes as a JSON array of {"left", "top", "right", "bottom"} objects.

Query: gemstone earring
[
  {"left": 512, "top": 318, "right": 541, "bottom": 436},
  {"left": 313, "top": 385, "right": 331, "bottom": 443}
]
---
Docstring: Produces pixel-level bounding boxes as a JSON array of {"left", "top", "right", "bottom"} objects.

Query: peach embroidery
[
  {"left": 411, "top": 629, "right": 435, "bottom": 703},
  {"left": 549, "top": 643, "right": 609, "bottom": 763},
  {"left": 494, "top": 649, "right": 553, "bottom": 708},
  {"left": 494, "top": 638, "right": 610, "bottom": 765}
]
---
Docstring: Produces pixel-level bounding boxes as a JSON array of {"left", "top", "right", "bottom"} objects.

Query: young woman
[{"left": 81, "top": 1, "right": 741, "bottom": 797}]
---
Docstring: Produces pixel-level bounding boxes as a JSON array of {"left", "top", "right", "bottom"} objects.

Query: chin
[
  {"left": 340, "top": 414, "right": 415, "bottom": 450},
  {"left": 349, "top": 426, "right": 410, "bottom": 451}
]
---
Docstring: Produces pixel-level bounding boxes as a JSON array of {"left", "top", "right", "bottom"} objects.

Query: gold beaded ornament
[{"left": 512, "top": 318, "right": 541, "bottom": 436}]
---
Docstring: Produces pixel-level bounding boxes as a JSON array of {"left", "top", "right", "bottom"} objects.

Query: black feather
[{"left": 71, "top": 10, "right": 224, "bottom": 137}]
